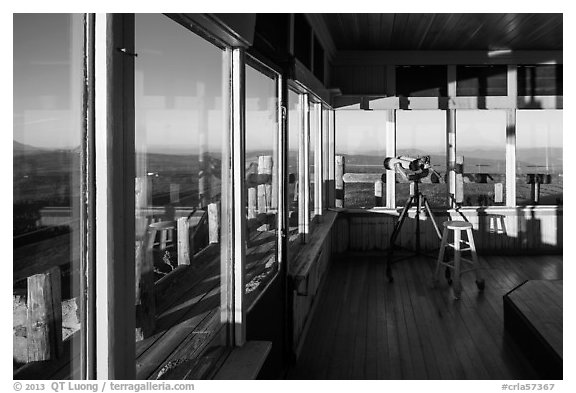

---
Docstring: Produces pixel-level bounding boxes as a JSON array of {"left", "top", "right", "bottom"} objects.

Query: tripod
[{"left": 386, "top": 178, "right": 442, "bottom": 282}]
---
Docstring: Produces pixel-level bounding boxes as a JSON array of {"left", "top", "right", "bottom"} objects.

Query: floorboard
[{"left": 286, "top": 254, "right": 562, "bottom": 380}]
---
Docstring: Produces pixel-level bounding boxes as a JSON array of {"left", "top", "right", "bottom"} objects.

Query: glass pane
[
  {"left": 335, "top": 110, "right": 387, "bottom": 208},
  {"left": 456, "top": 110, "right": 507, "bottom": 206},
  {"left": 322, "top": 107, "right": 331, "bottom": 209},
  {"left": 516, "top": 110, "right": 563, "bottom": 205},
  {"left": 134, "top": 14, "right": 228, "bottom": 378},
  {"left": 396, "top": 110, "right": 447, "bottom": 207},
  {"left": 13, "top": 13, "right": 85, "bottom": 379},
  {"left": 309, "top": 101, "right": 320, "bottom": 218},
  {"left": 245, "top": 63, "right": 279, "bottom": 300},
  {"left": 288, "top": 89, "right": 301, "bottom": 233}
]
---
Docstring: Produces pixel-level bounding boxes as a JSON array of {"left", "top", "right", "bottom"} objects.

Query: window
[
  {"left": 309, "top": 101, "right": 321, "bottom": 218},
  {"left": 456, "top": 110, "right": 507, "bottom": 206},
  {"left": 457, "top": 65, "right": 507, "bottom": 96},
  {"left": 516, "top": 110, "right": 563, "bottom": 205},
  {"left": 335, "top": 110, "right": 387, "bottom": 209},
  {"left": 244, "top": 60, "right": 280, "bottom": 298},
  {"left": 396, "top": 110, "right": 447, "bottom": 207},
  {"left": 134, "top": 14, "right": 230, "bottom": 379},
  {"left": 322, "top": 106, "right": 332, "bottom": 209},
  {"left": 13, "top": 13, "right": 86, "bottom": 379},
  {"left": 396, "top": 66, "right": 448, "bottom": 97},
  {"left": 517, "top": 65, "right": 563, "bottom": 96},
  {"left": 288, "top": 89, "right": 302, "bottom": 233}
]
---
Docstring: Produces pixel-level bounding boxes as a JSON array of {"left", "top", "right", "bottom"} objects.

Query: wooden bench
[{"left": 503, "top": 279, "right": 562, "bottom": 379}]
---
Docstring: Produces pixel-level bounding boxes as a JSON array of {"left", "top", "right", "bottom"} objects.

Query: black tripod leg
[
  {"left": 422, "top": 196, "right": 442, "bottom": 240},
  {"left": 386, "top": 195, "right": 414, "bottom": 282}
]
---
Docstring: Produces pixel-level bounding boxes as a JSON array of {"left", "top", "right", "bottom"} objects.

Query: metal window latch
[{"left": 117, "top": 48, "right": 138, "bottom": 57}]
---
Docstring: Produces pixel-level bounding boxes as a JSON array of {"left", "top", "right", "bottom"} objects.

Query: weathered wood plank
[{"left": 27, "top": 267, "right": 63, "bottom": 362}]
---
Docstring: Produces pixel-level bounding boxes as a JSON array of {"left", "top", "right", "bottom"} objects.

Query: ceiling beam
[{"left": 334, "top": 50, "right": 563, "bottom": 66}]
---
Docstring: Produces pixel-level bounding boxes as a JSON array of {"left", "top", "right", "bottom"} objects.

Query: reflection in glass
[
  {"left": 335, "top": 110, "right": 387, "bottom": 208},
  {"left": 456, "top": 110, "right": 506, "bottom": 206},
  {"left": 13, "top": 13, "right": 84, "bottom": 379},
  {"left": 396, "top": 110, "right": 447, "bottom": 207},
  {"left": 309, "top": 101, "right": 320, "bottom": 218},
  {"left": 288, "top": 89, "right": 301, "bottom": 232},
  {"left": 516, "top": 110, "right": 563, "bottom": 205},
  {"left": 244, "top": 62, "right": 279, "bottom": 297},
  {"left": 134, "top": 14, "right": 228, "bottom": 377}
]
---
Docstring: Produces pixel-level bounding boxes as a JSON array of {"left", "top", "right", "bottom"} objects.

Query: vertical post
[
  {"left": 300, "top": 94, "right": 310, "bottom": 242},
  {"left": 315, "top": 103, "right": 323, "bottom": 215},
  {"left": 94, "top": 13, "right": 136, "bottom": 379},
  {"left": 170, "top": 183, "right": 180, "bottom": 204},
  {"left": 197, "top": 82, "right": 210, "bottom": 208},
  {"left": 506, "top": 65, "right": 518, "bottom": 207},
  {"left": 230, "top": 47, "right": 246, "bottom": 345},
  {"left": 27, "top": 267, "right": 63, "bottom": 362},
  {"left": 257, "top": 155, "right": 273, "bottom": 213},
  {"left": 328, "top": 109, "right": 335, "bottom": 207},
  {"left": 248, "top": 187, "right": 257, "bottom": 219},
  {"left": 335, "top": 155, "right": 345, "bottom": 208},
  {"left": 177, "top": 217, "right": 191, "bottom": 266},
  {"left": 455, "top": 155, "right": 464, "bottom": 204},
  {"left": 385, "top": 109, "right": 396, "bottom": 208},
  {"left": 447, "top": 65, "right": 457, "bottom": 208},
  {"left": 374, "top": 180, "right": 384, "bottom": 207},
  {"left": 208, "top": 202, "right": 220, "bottom": 244}
]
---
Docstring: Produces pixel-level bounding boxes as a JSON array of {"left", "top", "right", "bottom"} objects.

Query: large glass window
[
  {"left": 13, "top": 13, "right": 85, "bottom": 379},
  {"left": 395, "top": 110, "right": 447, "bottom": 207},
  {"left": 244, "top": 61, "right": 279, "bottom": 299},
  {"left": 288, "top": 89, "right": 301, "bottom": 233},
  {"left": 134, "top": 14, "right": 229, "bottom": 378},
  {"left": 516, "top": 110, "right": 563, "bottom": 205},
  {"left": 309, "top": 101, "right": 320, "bottom": 219},
  {"left": 335, "top": 110, "right": 387, "bottom": 208},
  {"left": 456, "top": 110, "right": 507, "bottom": 206}
]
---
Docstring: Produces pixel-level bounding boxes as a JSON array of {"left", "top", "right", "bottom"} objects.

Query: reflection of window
[
  {"left": 517, "top": 65, "right": 563, "bottom": 96},
  {"left": 13, "top": 13, "right": 86, "bottom": 379},
  {"left": 335, "top": 110, "right": 387, "bottom": 209},
  {"left": 134, "top": 14, "right": 229, "bottom": 378},
  {"left": 456, "top": 110, "right": 507, "bottom": 206},
  {"left": 396, "top": 110, "right": 447, "bottom": 207},
  {"left": 310, "top": 101, "right": 320, "bottom": 219},
  {"left": 245, "top": 60, "right": 279, "bottom": 298},
  {"left": 457, "top": 65, "right": 507, "bottom": 96},
  {"left": 288, "top": 89, "right": 302, "bottom": 232},
  {"left": 516, "top": 110, "right": 563, "bottom": 205}
]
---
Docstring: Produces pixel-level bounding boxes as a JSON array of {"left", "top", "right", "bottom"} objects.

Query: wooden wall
[
  {"left": 332, "top": 207, "right": 562, "bottom": 255},
  {"left": 289, "top": 212, "right": 337, "bottom": 359}
]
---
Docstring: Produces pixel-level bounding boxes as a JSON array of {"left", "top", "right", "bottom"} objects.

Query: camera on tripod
[{"left": 383, "top": 155, "right": 433, "bottom": 182}]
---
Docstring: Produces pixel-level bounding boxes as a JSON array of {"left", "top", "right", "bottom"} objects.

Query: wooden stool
[
  {"left": 487, "top": 214, "right": 506, "bottom": 234},
  {"left": 147, "top": 220, "right": 177, "bottom": 251},
  {"left": 434, "top": 220, "right": 484, "bottom": 299}
]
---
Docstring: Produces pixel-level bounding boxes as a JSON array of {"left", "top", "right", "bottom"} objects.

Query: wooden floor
[{"left": 287, "top": 253, "right": 563, "bottom": 380}]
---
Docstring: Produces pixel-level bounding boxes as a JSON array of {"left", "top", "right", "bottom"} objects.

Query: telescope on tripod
[{"left": 384, "top": 155, "right": 443, "bottom": 282}]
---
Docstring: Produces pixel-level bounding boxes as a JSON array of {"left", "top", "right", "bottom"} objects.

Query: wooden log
[
  {"left": 177, "top": 217, "right": 191, "bottom": 266},
  {"left": 248, "top": 187, "right": 257, "bottom": 219},
  {"left": 455, "top": 155, "right": 464, "bottom": 204},
  {"left": 342, "top": 173, "right": 385, "bottom": 183},
  {"left": 494, "top": 183, "right": 504, "bottom": 204},
  {"left": 13, "top": 295, "right": 28, "bottom": 364},
  {"left": 375, "top": 180, "right": 384, "bottom": 207},
  {"left": 258, "top": 155, "right": 273, "bottom": 212},
  {"left": 27, "top": 266, "right": 63, "bottom": 362},
  {"left": 335, "top": 155, "right": 345, "bottom": 208},
  {"left": 208, "top": 202, "right": 220, "bottom": 244},
  {"left": 135, "top": 228, "right": 156, "bottom": 341}
]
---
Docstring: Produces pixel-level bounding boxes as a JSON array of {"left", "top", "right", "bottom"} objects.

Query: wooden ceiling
[{"left": 321, "top": 14, "right": 562, "bottom": 51}]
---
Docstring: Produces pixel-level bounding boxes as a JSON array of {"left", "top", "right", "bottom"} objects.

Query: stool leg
[
  {"left": 452, "top": 229, "right": 462, "bottom": 299},
  {"left": 467, "top": 228, "right": 484, "bottom": 291},
  {"left": 434, "top": 227, "right": 449, "bottom": 286}
]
